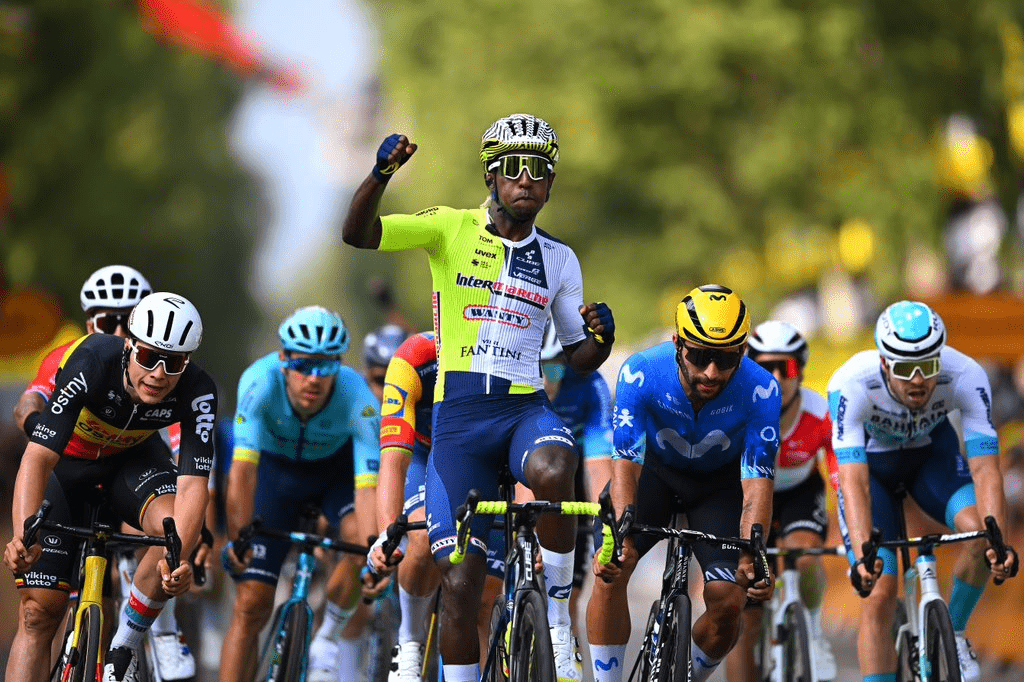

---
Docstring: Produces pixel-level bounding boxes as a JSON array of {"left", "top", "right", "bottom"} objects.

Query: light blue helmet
[
  {"left": 875, "top": 301, "right": 946, "bottom": 360},
  {"left": 278, "top": 306, "right": 350, "bottom": 355}
]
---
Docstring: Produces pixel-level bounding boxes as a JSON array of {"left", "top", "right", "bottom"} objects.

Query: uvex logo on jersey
[
  {"left": 49, "top": 371, "right": 88, "bottom": 414},
  {"left": 463, "top": 305, "right": 531, "bottom": 328},
  {"left": 191, "top": 393, "right": 215, "bottom": 443},
  {"left": 455, "top": 273, "right": 549, "bottom": 309}
]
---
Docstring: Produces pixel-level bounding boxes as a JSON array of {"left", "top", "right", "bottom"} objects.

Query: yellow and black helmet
[{"left": 675, "top": 284, "right": 750, "bottom": 348}]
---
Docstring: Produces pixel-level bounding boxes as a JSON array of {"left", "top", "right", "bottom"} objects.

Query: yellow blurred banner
[{"left": 0, "top": 289, "right": 81, "bottom": 382}]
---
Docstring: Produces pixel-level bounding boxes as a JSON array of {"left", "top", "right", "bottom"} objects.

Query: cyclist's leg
[
  {"left": 837, "top": 460, "right": 902, "bottom": 680},
  {"left": 585, "top": 471, "right": 672, "bottom": 682}
]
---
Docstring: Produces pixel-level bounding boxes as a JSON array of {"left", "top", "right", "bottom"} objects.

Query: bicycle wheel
[
  {"left": 485, "top": 594, "right": 509, "bottom": 682},
  {"left": 656, "top": 595, "right": 691, "bottom": 682},
  {"left": 508, "top": 589, "right": 555, "bottom": 682},
  {"left": 638, "top": 600, "right": 660, "bottom": 680},
  {"left": 779, "top": 604, "right": 812, "bottom": 682},
  {"left": 58, "top": 604, "right": 101, "bottom": 682},
  {"left": 922, "top": 601, "right": 961, "bottom": 682},
  {"left": 894, "top": 600, "right": 915, "bottom": 682},
  {"left": 755, "top": 604, "right": 774, "bottom": 682},
  {"left": 270, "top": 605, "right": 309, "bottom": 682}
]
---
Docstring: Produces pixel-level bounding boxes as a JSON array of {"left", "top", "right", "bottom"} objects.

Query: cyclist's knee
[
  {"left": 232, "top": 581, "right": 275, "bottom": 626},
  {"left": 525, "top": 446, "right": 577, "bottom": 495},
  {"left": 703, "top": 580, "right": 746, "bottom": 622},
  {"left": 440, "top": 559, "right": 485, "bottom": 625},
  {"left": 860, "top": 579, "right": 897, "bottom": 621},
  {"left": 19, "top": 591, "right": 67, "bottom": 638}
]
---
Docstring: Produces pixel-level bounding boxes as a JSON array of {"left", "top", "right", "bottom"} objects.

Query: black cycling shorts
[{"left": 769, "top": 470, "right": 828, "bottom": 544}]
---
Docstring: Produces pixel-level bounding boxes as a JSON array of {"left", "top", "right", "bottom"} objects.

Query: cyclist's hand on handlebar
[
  {"left": 4, "top": 536, "right": 41, "bottom": 573},
  {"left": 372, "top": 134, "right": 417, "bottom": 183},
  {"left": 986, "top": 545, "right": 1018, "bottom": 582},
  {"left": 738, "top": 554, "right": 773, "bottom": 602},
  {"left": 159, "top": 558, "right": 193, "bottom": 596},
  {"left": 361, "top": 566, "right": 393, "bottom": 600},
  {"left": 850, "top": 557, "right": 883, "bottom": 597},
  {"left": 593, "top": 535, "right": 636, "bottom": 584},
  {"left": 367, "top": 543, "right": 402, "bottom": 576},
  {"left": 221, "top": 541, "right": 251, "bottom": 577}
]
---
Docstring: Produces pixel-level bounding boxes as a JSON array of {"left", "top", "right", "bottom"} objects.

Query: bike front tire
[
  {"left": 922, "top": 600, "right": 961, "bottom": 682},
  {"left": 657, "top": 595, "right": 691, "bottom": 682},
  {"left": 779, "top": 604, "right": 812, "bottom": 682},
  {"left": 270, "top": 605, "right": 310, "bottom": 682},
  {"left": 55, "top": 604, "right": 102, "bottom": 682},
  {"left": 508, "top": 589, "right": 555, "bottom": 682},
  {"left": 894, "top": 600, "right": 915, "bottom": 682}
]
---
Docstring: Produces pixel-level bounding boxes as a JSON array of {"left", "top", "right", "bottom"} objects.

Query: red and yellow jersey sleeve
[
  {"left": 380, "top": 333, "right": 436, "bottom": 452},
  {"left": 24, "top": 341, "right": 75, "bottom": 401}
]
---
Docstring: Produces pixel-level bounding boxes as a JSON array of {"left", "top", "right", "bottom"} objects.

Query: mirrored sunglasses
[
  {"left": 285, "top": 357, "right": 342, "bottom": 377},
  {"left": 886, "top": 356, "right": 941, "bottom": 381},
  {"left": 91, "top": 312, "right": 130, "bottom": 335},
  {"left": 132, "top": 342, "right": 190, "bottom": 375},
  {"left": 487, "top": 154, "right": 553, "bottom": 181},
  {"left": 756, "top": 358, "right": 800, "bottom": 379},
  {"left": 681, "top": 343, "right": 743, "bottom": 371}
]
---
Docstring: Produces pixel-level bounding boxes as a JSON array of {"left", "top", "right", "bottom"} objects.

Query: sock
[
  {"left": 399, "top": 588, "right": 434, "bottom": 644},
  {"left": 864, "top": 675, "right": 896, "bottom": 682},
  {"left": 808, "top": 606, "right": 823, "bottom": 639},
  {"left": 442, "top": 662, "right": 480, "bottom": 681},
  {"left": 590, "top": 644, "right": 626, "bottom": 682},
  {"left": 690, "top": 640, "right": 723, "bottom": 682},
  {"left": 948, "top": 578, "right": 985, "bottom": 631},
  {"left": 111, "top": 583, "right": 166, "bottom": 650},
  {"left": 312, "top": 601, "right": 357, "bottom": 644},
  {"left": 541, "top": 547, "right": 575, "bottom": 627},
  {"left": 151, "top": 596, "right": 179, "bottom": 635},
  {"left": 336, "top": 636, "right": 363, "bottom": 680}
]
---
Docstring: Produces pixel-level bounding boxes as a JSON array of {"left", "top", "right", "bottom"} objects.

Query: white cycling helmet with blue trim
[
  {"left": 278, "top": 306, "right": 350, "bottom": 356},
  {"left": 875, "top": 301, "right": 946, "bottom": 360},
  {"left": 80, "top": 265, "right": 152, "bottom": 312},
  {"left": 748, "top": 320, "right": 809, "bottom": 367},
  {"left": 362, "top": 324, "right": 410, "bottom": 367}
]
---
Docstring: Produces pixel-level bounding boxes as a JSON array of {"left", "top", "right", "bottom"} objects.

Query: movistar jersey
[
  {"left": 551, "top": 366, "right": 613, "bottom": 461},
  {"left": 233, "top": 353, "right": 381, "bottom": 489},
  {"left": 613, "top": 341, "right": 780, "bottom": 478},
  {"left": 827, "top": 346, "right": 999, "bottom": 465},
  {"left": 379, "top": 206, "right": 587, "bottom": 402}
]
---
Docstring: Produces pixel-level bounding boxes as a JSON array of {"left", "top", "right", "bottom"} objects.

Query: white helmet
[
  {"left": 480, "top": 114, "right": 560, "bottom": 168},
  {"left": 540, "top": 318, "right": 564, "bottom": 361},
  {"left": 80, "top": 265, "right": 152, "bottom": 312},
  {"left": 875, "top": 301, "right": 946, "bottom": 360},
  {"left": 748, "top": 321, "right": 809, "bottom": 367},
  {"left": 128, "top": 292, "right": 203, "bottom": 353}
]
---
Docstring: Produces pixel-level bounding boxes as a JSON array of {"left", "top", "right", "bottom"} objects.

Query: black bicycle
[
  {"left": 450, "top": 483, "right": 618, "bottom": 682},
  {"left": 22, "top": 496, "right": 181, "bottom": 682},
  {"left": 623, "top": 514, "right": 769, "bottom": 682}
]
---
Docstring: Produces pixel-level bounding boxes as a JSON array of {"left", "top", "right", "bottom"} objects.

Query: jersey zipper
[
  {"left": 98, "top": 403, "right": 138, "bottom": 458},
  {"left": 295, "top": 422, "right": 307, "bottom": 461}
]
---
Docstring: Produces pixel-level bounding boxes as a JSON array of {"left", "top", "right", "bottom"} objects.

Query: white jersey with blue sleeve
[
  {"left": 232, "top": 353, "right": 381, "bottom": 489},
  {"left": 828, "top": 346, "right": 999, "bottom": 466},
  {"left": 612, "top": 342, "right": 780, "bottom": 479}
]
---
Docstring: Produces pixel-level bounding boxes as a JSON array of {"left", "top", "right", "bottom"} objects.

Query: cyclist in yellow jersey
[{"left": 343, "top": 114, "right": 615, "bottom": 682}]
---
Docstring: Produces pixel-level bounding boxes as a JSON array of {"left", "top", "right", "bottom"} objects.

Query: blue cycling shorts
[
  {"left": 836, "top": 417, "right": 976, "bottom": 576},
  {"left": 240, "top": 443, "right": 356, "bottom": 585},
  {"left": 425, "top": 392, "right": 577, "bottom": 562}
]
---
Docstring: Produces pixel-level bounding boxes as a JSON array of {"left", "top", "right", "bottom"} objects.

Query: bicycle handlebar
[
  {"left": 850, "top": 528, "right": 882, "bottom": 598},
  {"left": 749, "top": 523, "right": 769, "bottom": 587},
  {"left": 162, "top": 517, "right": 181, "bottom": 572},
  {"left": 233, "top": 519, "right": 259, "bottom": 563},
  {"left": 22, "top": 500, "right": 53, "bottom": 550},
  {"left": 983, "top": 516, "right": 1019, "bottom": 585},
  {"left": 363, "top": 514, "right": 427, "bottom": 603}
]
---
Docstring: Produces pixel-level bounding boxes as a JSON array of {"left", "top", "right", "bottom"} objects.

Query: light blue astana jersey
[
  {"left": 233, "top": 352, "right": 381, "bottom": 489},
  {"left": 613, "top": 341, "right": 780, "bottom": 479}
]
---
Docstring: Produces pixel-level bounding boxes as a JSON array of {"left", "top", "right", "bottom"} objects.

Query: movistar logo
[
  {"left": 595, "top": 658, "right": 620, "bottom": 671},
  {"left": 753, "top": 382, "right": 779, "bottom": 402},
  {"left": 620, "top": 363, "right": 645, "bottom": 387}
]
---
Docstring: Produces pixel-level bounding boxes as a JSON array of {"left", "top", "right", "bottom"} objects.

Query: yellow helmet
[{"left": 675, "top": 284, "right": 750, "bottom": 348}]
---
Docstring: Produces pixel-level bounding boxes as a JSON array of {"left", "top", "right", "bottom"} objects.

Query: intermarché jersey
[
  {"left": 613, "top": 342, "right": 780, "bottom": 479},
  {"left": 27, "top": 334, "right": 217, "bottom": 477},
  {"left": 774, "top": 386, "right": 832, "bottom": 492},
  {"left": 233, "top": 353, "right": 381, "bottom": 489},
  {"left": 380, "top": 332, "right": 437, "bottom": 453},
  {"left": 27, "top": 340, "right": 182, "bottom": 456},
  {"left": 828, "top": 346, "right": 999, "bottom": 465},
  {"left": 379, "top": 206, "right": 587, "bottom": 402}
]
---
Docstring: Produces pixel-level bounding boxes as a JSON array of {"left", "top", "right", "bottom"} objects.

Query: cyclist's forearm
[
  {"left": 11, "top": 443, "right": 59, "bottom": 534},
  {"left": 586, "top": 457, "right": 612, "bottom": 504},
  {"left": 225, "top": 459, "right": 258, "bottom": 539},
  {"left": 173, "top": 475, "right": 209, "bottom": 557},
  {"left": 968, "top": 455, "right": 1008, "bottom": 531},
  {"left": 838, "top": 462, "right": 873, "bottom": 556},
  {"left": 565, "top": 337, "right": 611, "bottom": 374},
  {"left": 13, "top": 392, "right": 45, "bottom": 433},
  {"left": 377, "top": 447, "right": 412, "bottom": 531},
  {"left": 341, "top": 175, "right": 386, "bottom": 249},
  {"left": 355, "top": 487, "right": 377, "bottom": 547},
  {"left": 609, "top": 458, "right": 641, "bottom": 517},
  {"left": 740, "top": 477, "right": 773, "bottom": 540}
]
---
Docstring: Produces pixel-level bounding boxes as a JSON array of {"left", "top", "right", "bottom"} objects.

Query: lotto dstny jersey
[
  {"left": 27, "top": 334, "right": 217, "bottom": 477},
  {"left": 550, "top": 365, "right": 613, "bottom": 461},
  {"left": 827, "top": 346, "right": 999, "bottom": 465},
  {"left": 379, "top": 206, "right": 587, "bottom": 402},
  {"left": 612, "top": 342, "right": 780, "bottom": 479},
  {"left": 233, "top": 353, "right": 381, "bottom": 489},
  {"left": 775, "top": 387, "right": 832, "bottom": 492},
  {"left": 380, "top": 331, "right": 437, "bottom": 453}
]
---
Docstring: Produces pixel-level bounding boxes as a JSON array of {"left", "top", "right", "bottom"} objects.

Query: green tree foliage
[
  {"left": 371, "top": 0, "right": 1021, "bottom": 336},
  {"left": 0, "top": 0, "right": 256, "bottom": 385}
]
